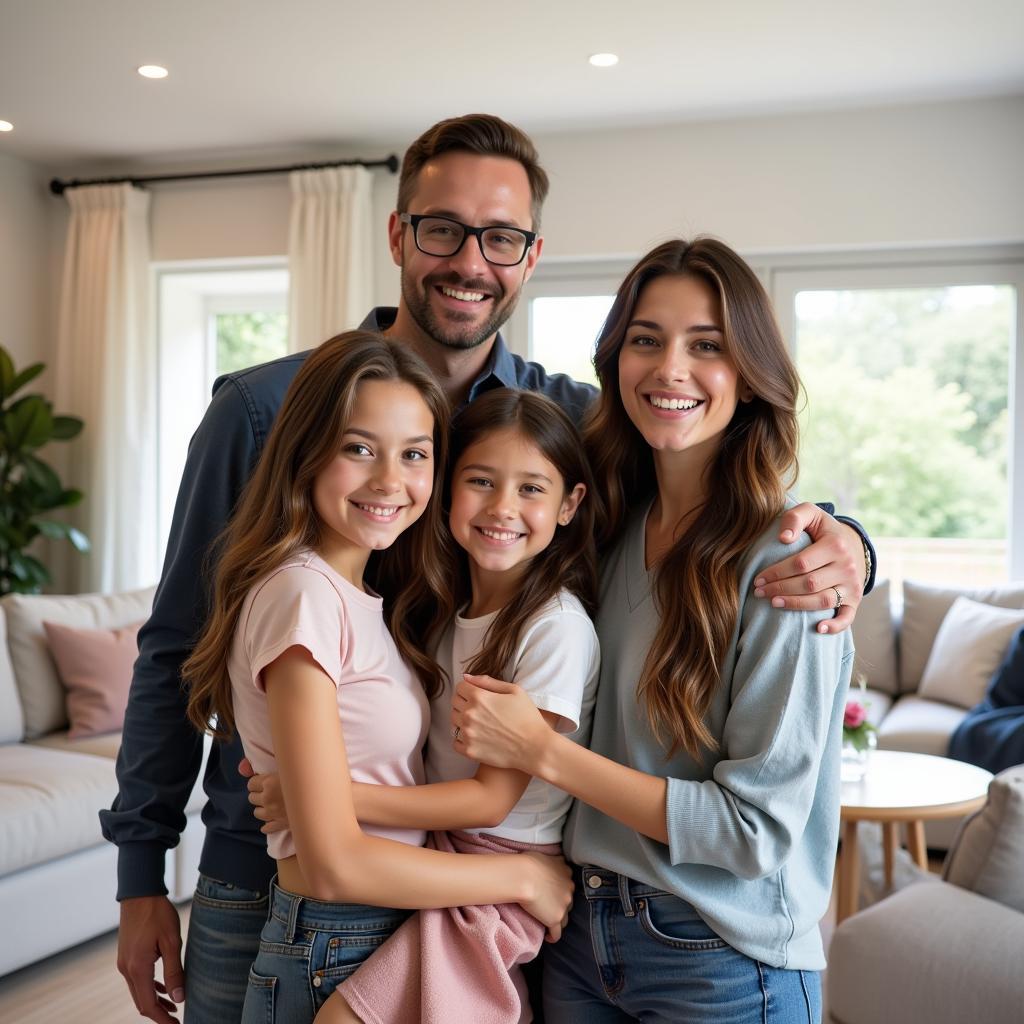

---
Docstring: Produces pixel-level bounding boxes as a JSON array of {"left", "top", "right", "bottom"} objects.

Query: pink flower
[{"left": 844, "top": 701, "right": 867, "bottom": 729}]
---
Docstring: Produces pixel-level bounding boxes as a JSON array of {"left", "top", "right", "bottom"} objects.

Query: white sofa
[
  {"left": 849, "top": 576, "right": 1024, "bottom": 847},
  {"left": 0, "top": 587, "right": 206, "bottom": 977}
]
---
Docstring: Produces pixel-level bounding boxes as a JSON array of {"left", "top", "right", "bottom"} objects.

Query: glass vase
[{"left": 840, "top": 730, "right": 877, "bottom": 783}]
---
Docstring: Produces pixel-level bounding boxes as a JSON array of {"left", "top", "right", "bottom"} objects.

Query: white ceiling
[{"left": 2, "top": 0, "right": 1022, "bottom": 170}]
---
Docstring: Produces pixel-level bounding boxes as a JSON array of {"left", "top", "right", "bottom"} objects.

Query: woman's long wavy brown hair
[
  {"left": 427, "top": 389, "right": 598, "bottom": 680},
  {"left": 184, "top": 331, "right": 451, "bottom": 740},
  {"left": 584, "top": 238, "right": 800, "bottom": 759}
]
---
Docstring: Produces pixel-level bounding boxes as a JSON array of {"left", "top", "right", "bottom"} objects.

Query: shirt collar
[{"left": 362, "top": 306, "right": 518, "bottom": 405}]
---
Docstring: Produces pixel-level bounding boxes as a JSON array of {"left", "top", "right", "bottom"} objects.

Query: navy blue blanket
[{"left": 948, "top": 624, "right": 1024, "bottom": 774}]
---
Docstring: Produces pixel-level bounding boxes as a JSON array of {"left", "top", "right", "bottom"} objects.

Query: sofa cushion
[
  {"left": 900, "top": 580, "right": 1024, "bottom": 694},
  {"left": 0, "top": 610, "right": 24, "bottom": 744},
  {"left": 44, "top": 619, "right": 143, "bottom": 737},
  {"left": 918, "top": 598, "right": 1024, "bottom": 710},
  {"left": 1, "top": 587, "right": 154, "bottom": 739},
  {"left": 877, "top": 695, "right": 969, "bottom": 756},
  {"left": 943, "top": 766, "right": 1024, "bottom": 914},
  {"left": 0, "top": 744, "right": 117, "bottom": 876},
  {"left": 29, "top": 729, "right": 123, "bottom": 760},
  {"left": 850, "top": 579, "right": 899, "bottom": 696}
]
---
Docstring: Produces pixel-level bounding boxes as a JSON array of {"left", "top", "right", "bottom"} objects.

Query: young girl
[
  {"left": 326, "top": 387, "right": 601, "bottom": 1024},
  {"left": 256, "top": 388, "right": 601, "bottom": 1024},
  {"left": 453, "top": 239, "right": 856, "bottom": 1024},
  {"left": 183, "top": 332, "right": 574, "bottom": 1024}
]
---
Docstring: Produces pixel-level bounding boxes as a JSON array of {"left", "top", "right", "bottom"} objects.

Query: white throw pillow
[{"left": 918, "top": 596, "right": 1024, "bottom": 710}]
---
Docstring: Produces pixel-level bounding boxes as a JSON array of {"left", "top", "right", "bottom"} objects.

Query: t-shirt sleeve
[
  {"left": 242, "top": 565, "right": 346, "bottom": 692},
  {"left": 512, "top": 605, "right": 599, "bottom": 734}
]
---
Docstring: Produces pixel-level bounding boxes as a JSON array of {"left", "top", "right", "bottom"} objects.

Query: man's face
[{"left": 389, "top": 151, "right": 543, "bottom": 351}]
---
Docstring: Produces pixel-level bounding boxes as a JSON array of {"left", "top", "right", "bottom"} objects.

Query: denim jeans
[
  {"left": 184, "top": 873, "right": 269, "bottom": 1024},
  {"left": 543, "top": 867, "right": 821, "bottom": 1024},
  {"left": 241, "top": 880, "right": 410, "bottom": 1024}
]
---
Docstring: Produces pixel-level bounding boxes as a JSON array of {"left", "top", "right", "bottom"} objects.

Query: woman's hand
[
  {"left": 519, "top": 851, "right": 574, "bottom": 943},
  {"left": 452, "top": 674, "right": 551, "bottom": 773},
  {"left": 239, "top": 759, "right": 289, "bottom": 834},
  {"left": 753, "top": 502, "right": 865, "bottom": 633}
]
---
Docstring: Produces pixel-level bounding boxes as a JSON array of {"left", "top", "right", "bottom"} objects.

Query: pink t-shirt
[{"left": 228, "top": 551, "right": 430, "bottom": 859}]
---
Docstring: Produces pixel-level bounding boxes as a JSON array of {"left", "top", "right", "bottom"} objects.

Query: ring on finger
[{"left": 832, "top": 586, "right": 843, "bottom": 609}]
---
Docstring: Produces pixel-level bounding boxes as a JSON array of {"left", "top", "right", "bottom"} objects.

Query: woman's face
[{"left": 617, "top": 273, "right": 742, "bottom": 457}]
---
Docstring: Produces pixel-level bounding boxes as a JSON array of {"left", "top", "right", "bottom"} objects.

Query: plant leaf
[
  {"left": 8, "top": 363, "right": 45, "bottom": 396},
  {"left": 49, "top": 415, "right": 83, "bottom": 441},
  {"left": 4, "top": 398, "right": 54, "bottom": 450},
  {"left": 0, "top": 348, "right": 14, "bottom": 400},
  {"left": 20, "top": 453, "right": 63, "bottom": 496},
  {"left": 67, "top": 526, "right": 90, "bottom": 552}
]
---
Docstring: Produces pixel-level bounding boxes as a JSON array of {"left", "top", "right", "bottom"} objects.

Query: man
[{"left": 103, "top": 113, "right": 872, "bottom": 1023}]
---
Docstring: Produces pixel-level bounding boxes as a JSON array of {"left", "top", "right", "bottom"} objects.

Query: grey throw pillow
[{"left": 943, "top": 766, "right": 1024, "bottom": 914}]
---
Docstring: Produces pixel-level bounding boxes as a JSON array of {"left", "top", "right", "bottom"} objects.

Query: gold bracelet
[{"left": 861, "top": 535, "right": 873, "bottom": 590}]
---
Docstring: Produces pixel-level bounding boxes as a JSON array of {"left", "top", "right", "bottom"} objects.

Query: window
[
  {"left": 155, "top": 262, "right": 288, "bottom": 557},
  {"left": 772, "top": 250, "right": 1024, "bottom": 587},
  {"left": 517, "top": 247, "right": 1024, "bottom": 584}
]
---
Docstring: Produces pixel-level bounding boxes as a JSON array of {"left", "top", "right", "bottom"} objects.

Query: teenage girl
[
  {"left": 183, "top": 333, "right": 573, "bottom": 1024},
  {"left": 255, "top": 387, "right": 601, "bottom": 1024},
  {"left": 453, "top": 239, "right": 855, "bottom": 1024}
]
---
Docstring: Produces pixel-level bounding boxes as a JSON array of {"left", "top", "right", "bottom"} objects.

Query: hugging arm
[
  {"left": 754, "top": 502, "right": 875, "bottom": 633},
  {"left": 264, "top": 647, "right": 572, "bottom": 937}
]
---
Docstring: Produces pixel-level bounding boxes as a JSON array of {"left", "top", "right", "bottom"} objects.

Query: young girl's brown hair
[
  {"left": 431, "top": 388, "right": 598, "bottom": 680},
  {"left": 184, "top": 330, "right": 451, "bottom": 739}
]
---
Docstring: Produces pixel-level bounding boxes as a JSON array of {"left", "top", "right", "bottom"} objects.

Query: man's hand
[
  {"left": 753, "top": 502, "right": 866, "bottom": 634},
  {"left": 117, "top": 895, "right": 185, "bottom": 1023}
]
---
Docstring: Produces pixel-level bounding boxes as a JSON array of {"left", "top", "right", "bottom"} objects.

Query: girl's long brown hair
[
  {"left": 584, "top": 238, "right": 800, "bottom": 759},
  {"left": 430, "top": 389, "right": 598, "bottom": 680},
  {"left": 184, "top": 331, "right": 451, "bottom": 740}
]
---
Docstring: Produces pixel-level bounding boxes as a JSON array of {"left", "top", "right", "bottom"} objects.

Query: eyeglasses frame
[{"left": 399, "top": 212, "right": 538, "bottom": 267}]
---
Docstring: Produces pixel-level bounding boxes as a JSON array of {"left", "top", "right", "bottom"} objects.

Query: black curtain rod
[{"left": 49, "top": 154, "right": 399, "bottom": 196}]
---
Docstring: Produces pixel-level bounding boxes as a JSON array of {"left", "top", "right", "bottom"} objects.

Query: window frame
[{"left": 516, "top": 244, "right": 1024, "bottom": 580}]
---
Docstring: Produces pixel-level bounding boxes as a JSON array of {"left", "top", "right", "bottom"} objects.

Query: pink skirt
[{"left": 338, "top": 829, "right": 560, "bottom": 1024}]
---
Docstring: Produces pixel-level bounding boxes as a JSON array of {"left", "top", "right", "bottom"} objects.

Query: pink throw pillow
[{"left": 43, "top": 620, "right": 143, "bottom": 738}]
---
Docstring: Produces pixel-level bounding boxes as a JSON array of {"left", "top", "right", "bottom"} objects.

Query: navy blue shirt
[{"left": 101, "top": 310, "right": 597, "bottom": 898}]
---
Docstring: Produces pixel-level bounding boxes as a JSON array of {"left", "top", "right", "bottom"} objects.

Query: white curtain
[
  {"left": 55, "top": 183, "right": 158, "bottom": 594},
  {"left": 287, "top": 165, "right": 374, "bottom": 352}
]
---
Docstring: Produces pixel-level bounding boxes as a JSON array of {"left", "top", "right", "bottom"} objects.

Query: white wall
[
  {"left": 111, "top": 94, "right": 1024, "bottom": 302},
  {"left": 0, "top": 151, "right": 55, "bottom": 372}
]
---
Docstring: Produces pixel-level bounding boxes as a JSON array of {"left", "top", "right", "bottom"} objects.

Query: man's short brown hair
[{"left": 397, "top": 114, "right": 549, "bottom": 231}]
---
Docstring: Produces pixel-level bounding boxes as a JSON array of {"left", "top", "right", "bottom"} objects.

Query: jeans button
[
  {"left": 587, "top": 874, "right": 603, "bottom": 888},
  {"left": 313, "top": 976, "right": 322, "bottom": 988}
]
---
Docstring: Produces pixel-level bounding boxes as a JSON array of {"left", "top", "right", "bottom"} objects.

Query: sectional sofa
[{"left": 0, "top": 586, "right": 206, "bottom": 977}]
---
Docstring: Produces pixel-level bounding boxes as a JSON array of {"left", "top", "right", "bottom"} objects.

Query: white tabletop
[{"left": 841, "top": 750, "right": 993, "bottom": 819}]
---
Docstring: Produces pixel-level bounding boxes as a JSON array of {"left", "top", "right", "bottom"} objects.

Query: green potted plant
[{"left": 0, "top": 345, "right": 89, "bottom": 594}]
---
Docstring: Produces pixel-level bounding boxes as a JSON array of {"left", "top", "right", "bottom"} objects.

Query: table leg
[
  {"left": 882, "top": 821, "right": 898, "bottom": 890},
  {"left": 838, "top": 819, "right": 860, "bottom": 923},
  {"left": 905, "top": 820, "right": 928, "bottom": 869}
]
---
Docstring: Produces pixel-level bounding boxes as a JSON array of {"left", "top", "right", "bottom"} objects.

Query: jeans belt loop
[
  {"left": 618, "top": 873, "right": 636, "bottom": 917},
  {"left": 284, "top": 891, "right": 302, "bottom": 943}
]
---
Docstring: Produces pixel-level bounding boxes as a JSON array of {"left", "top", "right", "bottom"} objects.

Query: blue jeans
[
  {"left": 543, "top": 867, "right": 821, "bottom": 1024},
  {"left": 184, "top": 873, "right": 269, "bottom": 1023},
  {"left": 241, "top": 880, "right": 410, "bottom": 1024}
]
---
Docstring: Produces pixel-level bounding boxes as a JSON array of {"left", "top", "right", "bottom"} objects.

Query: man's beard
[{"left": 401, "top": 270, "right": 522, "bottom": 351}]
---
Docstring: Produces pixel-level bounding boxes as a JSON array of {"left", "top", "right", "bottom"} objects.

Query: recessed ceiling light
[
  {"left": 0, "top": 120, "right": 13, "bottom": 132},
  {"left": 589, "top": 53, "right": 619, "bottom": 68},
  {"left": 137, "top": 65, "right": 169, "bottom": 79}
]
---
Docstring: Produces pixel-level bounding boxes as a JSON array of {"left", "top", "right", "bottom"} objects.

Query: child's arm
[
  {"left": 352, "top": 710, "right": 562, "bottom": 831},
  {"left": 264, "top": 647, "right": 572, "bottom": 932}
]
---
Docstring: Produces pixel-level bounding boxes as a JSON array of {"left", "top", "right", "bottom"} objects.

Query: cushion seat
[
  {"left": 0, "top": 744, "right": 117, "bottom": 876},
  {"left": 877, "top": 695, "right": 969, "bottom": 756}
]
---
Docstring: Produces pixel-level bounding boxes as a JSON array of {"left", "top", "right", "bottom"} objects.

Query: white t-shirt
[
  {"left": 229, "top": 551, "right": 430, "bottom": 859},
  {"left": 426, "top": 590, "right": 600, "bottom": 844}
]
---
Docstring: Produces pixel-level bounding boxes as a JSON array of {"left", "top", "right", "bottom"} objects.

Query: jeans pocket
[
  {"left": 194, "top": 873, "right": 268, "bottom": 911},
  {"left": 241, "top": 967, "right": 277, "bottom": 1024},
  {"left": 637, "top": 895, "right": 729, "bottom": 951}
]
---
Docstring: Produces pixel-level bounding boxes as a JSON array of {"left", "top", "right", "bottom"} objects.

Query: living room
[{"left": 1, "top": 2, "right": 1023, "bottom": 1022}]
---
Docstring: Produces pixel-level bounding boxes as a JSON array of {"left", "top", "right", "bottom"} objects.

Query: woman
[{"left": 453, "top": 238, "right": 854, "bottom": 1023}]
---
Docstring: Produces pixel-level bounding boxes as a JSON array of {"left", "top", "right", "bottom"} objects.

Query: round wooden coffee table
[{"left": 837, "top": 750, "right": 992, "bottom": 923}]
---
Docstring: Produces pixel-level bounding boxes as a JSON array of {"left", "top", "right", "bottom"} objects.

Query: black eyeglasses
[{"left": 399, "top": 213, "right": 537, "bottom": 267}]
